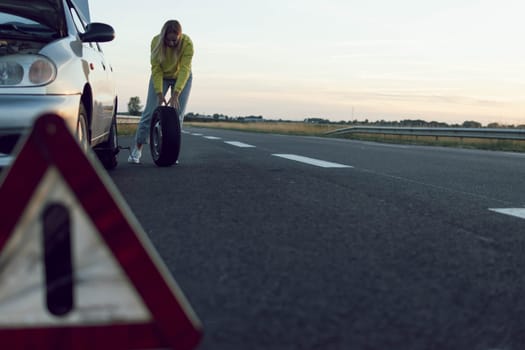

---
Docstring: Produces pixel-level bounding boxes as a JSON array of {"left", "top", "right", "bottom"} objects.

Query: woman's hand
[
  {"left": 168, "top": 91, "right": 180, "bottom": 110},
  {"left": 157, "top": 93, "right": 167, "bottom": 106}
]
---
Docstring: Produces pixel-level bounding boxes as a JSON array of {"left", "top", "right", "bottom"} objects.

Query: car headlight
[{"left": 0, "top": 54, "right": 57, "bottom": 87}]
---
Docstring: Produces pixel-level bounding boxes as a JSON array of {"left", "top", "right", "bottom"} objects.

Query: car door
[
  {"left": 91, "top": 41, "right": 116, "bottom": 141},
  {"left": 68, "top": 4, "right": 115, "bottom": 145}
]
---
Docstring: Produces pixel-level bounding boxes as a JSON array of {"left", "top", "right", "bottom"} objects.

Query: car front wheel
[{"left": 76, "top": 102, "right": 90, "bottom": 153}]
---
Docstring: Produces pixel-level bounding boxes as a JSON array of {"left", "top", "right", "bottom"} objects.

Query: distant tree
[
  {"left": 429, "top": 121, "right": 449, "bottom": 127},
  {"left": 487, "top": 122, "right": 501, "bottom": 128},
  {"left": 128, "top": 96, "right": 143, "bottom": 116},
  {"left": 462, "top": 120, "right": 482, "bottom": 128}
]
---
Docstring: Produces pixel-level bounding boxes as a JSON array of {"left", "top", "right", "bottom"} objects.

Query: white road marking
[
  {"left": 191, "top": 133, "right": 203, "bottom": 136},
  {"left": 272, "top": 154, "right": 352, "bottom": 168},
  {"left": 204, "top": 136, "right": 222, "bottom": 140},
  {"left": 489, "top": 208, "right": 525, "bottom": 220},
  {"left": 225, "top": 141, "right": 256, "bottom": 148}
]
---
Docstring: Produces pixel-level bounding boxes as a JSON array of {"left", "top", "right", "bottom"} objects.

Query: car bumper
[{"left": 0, "top": 94, "right": 81, "bottom": 167}]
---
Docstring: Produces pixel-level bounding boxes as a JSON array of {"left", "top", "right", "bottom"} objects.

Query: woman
[{"left": 128, "top": 20, "right": 194, "bottom": 164}]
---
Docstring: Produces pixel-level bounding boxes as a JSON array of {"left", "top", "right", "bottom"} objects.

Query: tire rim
[
  {"left": 77, "top": 115, "right": 89, "bottom": 152},
  {"left": 111, "top": 120, "right": 118, "bottom": 147},
  {"left": 152, "top": 118, "right": 162, "bottom": 157}
]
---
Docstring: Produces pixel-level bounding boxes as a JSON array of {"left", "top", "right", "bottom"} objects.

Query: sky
[{"left": 90, "top": 0, "right": 525, "bottom": 125}]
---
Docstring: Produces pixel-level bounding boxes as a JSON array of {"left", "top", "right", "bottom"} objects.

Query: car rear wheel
[
  {"left": 95, "top": 115, "right": 119, "bottom": 170},
  {"left": 76, "top": 102, "right": 90, "bottom": 153}
]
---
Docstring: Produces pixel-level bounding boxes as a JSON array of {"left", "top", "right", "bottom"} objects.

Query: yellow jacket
[{"left": 150, "top": 33, "right": 194, "bottom": 94}]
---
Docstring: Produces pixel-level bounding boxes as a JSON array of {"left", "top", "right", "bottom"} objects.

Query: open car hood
[{"left": 0, "top": 0, "right": 67, "bottom": 34}]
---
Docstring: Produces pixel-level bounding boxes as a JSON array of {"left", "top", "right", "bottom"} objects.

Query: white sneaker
[{"left": 127, "top": 146, "right": 142, "bottom": 164}]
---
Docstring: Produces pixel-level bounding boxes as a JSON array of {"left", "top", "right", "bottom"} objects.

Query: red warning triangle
[{"left": 0, "top": 114, "right": 202, "bottom": 349}]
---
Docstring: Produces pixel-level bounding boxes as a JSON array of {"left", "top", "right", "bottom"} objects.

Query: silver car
[{"left": 0, "top": 0, "right": 119, "bottom": 169}]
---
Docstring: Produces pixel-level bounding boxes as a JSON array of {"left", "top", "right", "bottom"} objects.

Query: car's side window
[
  {"left": 69, "top": 7, "right": 85, "bottom": 34},
  {"left": 69, "top": 5, "right": 94, "bottom": 48}
]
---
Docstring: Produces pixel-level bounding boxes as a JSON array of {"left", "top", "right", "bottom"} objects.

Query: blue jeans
[{"left": 135, "top": 73, "right": 192, "bottom": 145}]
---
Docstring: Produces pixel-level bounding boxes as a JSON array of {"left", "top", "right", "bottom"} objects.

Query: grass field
[
  {"left": 117, "top": 121, "right": 525, "bottom": 153},
  {"left": 117, "top": 123, "right": 138, "bottom": 136},
  {"left": 341, "top": 132, "right": 525, "bottom": 153},
  {"left": 186, "top": 121, "right": 343, "bottom": 135}
]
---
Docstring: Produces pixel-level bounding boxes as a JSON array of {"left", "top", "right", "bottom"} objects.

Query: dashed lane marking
[
  {"left": 272, "top": 154, "right": 352, "bottom": 168},
  {"left": 204, "top": 136, "right": 222, "bottom": 140},
  {"left": 489, "top": 208, "right": 525, "bottom": 220},
  {"left": 224, "top": 141, "right": 256, "bottom": 148}
]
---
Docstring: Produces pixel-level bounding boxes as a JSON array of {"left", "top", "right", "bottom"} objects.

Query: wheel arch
[
  {"left": 80, "top": 84, "right": 93, "bottom": 139},
  {"left": 113, "top": 95, "right": 118, "bottom": 116}
]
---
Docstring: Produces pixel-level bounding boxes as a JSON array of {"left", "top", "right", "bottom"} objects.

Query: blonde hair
[{"left": 152, "top": 20, "right": 182, "bottom": 64}]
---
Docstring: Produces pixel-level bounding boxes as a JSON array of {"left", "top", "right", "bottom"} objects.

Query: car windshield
[{"left": 0, "top": 13, "right": 58, "bottom": 40}]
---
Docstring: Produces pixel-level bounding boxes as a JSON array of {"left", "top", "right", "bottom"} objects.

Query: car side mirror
[{"left": 80, "top": 23, "right": 115, "bottom": 43}]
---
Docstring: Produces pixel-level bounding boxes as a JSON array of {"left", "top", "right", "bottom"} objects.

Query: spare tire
[{"left": 149, "top": 106, "right": 181, "bottom": 167}]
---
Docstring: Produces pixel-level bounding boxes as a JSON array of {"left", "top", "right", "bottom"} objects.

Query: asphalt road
[{"left": 110, "top": 126, "right": 525, "bottom": 350}]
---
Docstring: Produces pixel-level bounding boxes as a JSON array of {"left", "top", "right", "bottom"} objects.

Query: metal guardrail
[
  {"left": 326, "top": 126, "right": 525, "bottom": 141},
  {"left": 117, "top": 115, "right": 140, "bottom": 124},
  {"left": 117, "top": 115, "right": 525, "bottom": 141}
]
